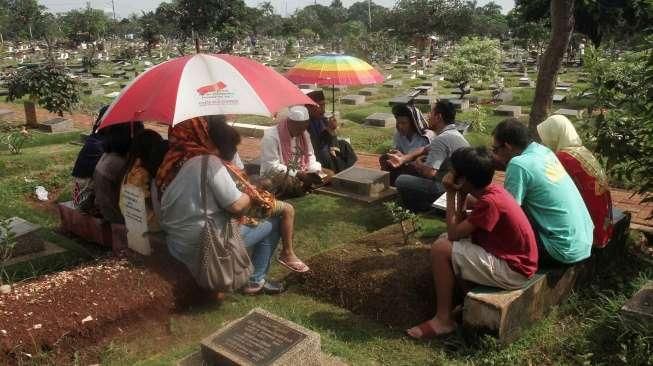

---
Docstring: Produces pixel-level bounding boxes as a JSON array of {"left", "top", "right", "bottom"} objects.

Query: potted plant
[{"left": 4, "top": 62, "right": 80, "bottom": 127}]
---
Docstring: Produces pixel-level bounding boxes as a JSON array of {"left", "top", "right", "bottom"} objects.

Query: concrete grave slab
[
  {"left": 317, "top": 166, "right": 397, "bottom": 203},
  {"left": 519, "top": 79, "right": 533, "bottom": 87},
  {"left": 494, "top": 91, "right": 513, "bottom": 103},
  {"left": 554, "top": 109, "right": 584, "bottom": 118},
  {"left": 105, "top": 92, "right": 120, "bottom": 98},
  {"left": 197, "top": 308, "right": 321, "bottom": 366},
  {"left": 388, "top": 96, "right": 412, "bottom": 107},
  {"left": 448, "top": 98, "right": 470, "bottom": 111},
  {"left": 358, "top": 87, "right": 378, "bottom": 96},
  {"left": 555, "top": 86, "right": 571, "bottom": 92},
  {"left": 39, "top": 117, "right": 74, "bottom": 133},
  {"left": 1, "top": 217, "right": 44, "bottom": 257},
  {"left": 5, "top": 241, "right": 66, "bottom": 267},
  {"left": 383, "top": 80, "right": 403, "bottom": 88},
  {"left": 621, "top": 281, "right": 653, "bottom": 328},
  {"left": 420, "top": 81, "right": 437, "bottom": 87},
  {"left": 557, "top": 82, "right": 573, "bottom": 88},
  {"left": 413, "top": 95, "right": 434, "bottom": 105},
  {"left": 365, "top": 113, "right": 396, "bottom": 128},
  {"left": 451, "top": 88, "right": 472, "bottom": 95},
  {"left": 413, "top": 86, "right": 433, "bottom": 95},
  {"left": 0, "top": 109, "right": 14, "bottom": 121},
  {"left": 341, "top": 94, "right": 366, "bottom": 105},
  {"left": 553, "top": 94, "right": 567, "bottom": 103},
  {"left": 494, "top": 105, "right": 522, "bottom": 117},
  {"left": 84, "top": 87, "right": 105, "bottom": 96}
]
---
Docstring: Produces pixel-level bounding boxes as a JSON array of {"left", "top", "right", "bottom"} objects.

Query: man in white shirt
[{"left": 260, "top": 105, "right": 324, "bottom": 197}]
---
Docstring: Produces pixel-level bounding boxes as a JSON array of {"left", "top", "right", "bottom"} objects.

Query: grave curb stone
[
  {"left": 364, "top": 113, "right": 395, "bottom": 128},
  {"left": 341, "top": 94, "right": 366, "bottom": 105},
  {"left": 493, "top": 105, "right": 522, "bottom": 117},
  {"left": 1, "top": 217, "right": 44, "bottom": 257},
  {"left": 38, "top": 117, "right": 74, "bottom": 133},
  {"left": 200, "top": 308, "right": 321, "bottom": 366},
  {"left": 358, "top": 88, "right": 378, "bottom": 96},
  {"left": 620, "top": 280, "right": 653, "bottom": 328}
]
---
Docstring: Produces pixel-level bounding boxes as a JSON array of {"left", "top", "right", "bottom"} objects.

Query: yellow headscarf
[{"left": 537, "top": 115, "right": 583, "bottom": 151}]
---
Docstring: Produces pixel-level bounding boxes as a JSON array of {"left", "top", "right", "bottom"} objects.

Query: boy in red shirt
[{"left": 407, "top": 147, "right": 538, "bottom": 339}]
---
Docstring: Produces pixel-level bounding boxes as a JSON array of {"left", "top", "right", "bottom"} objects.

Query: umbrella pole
[{"left": 332, "top": 83, "right": 335, "bottom": 115}]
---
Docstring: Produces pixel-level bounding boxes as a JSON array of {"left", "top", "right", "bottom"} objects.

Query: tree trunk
[
  {"left": 24, "top": 100, "right": 38, "bottom": 128},
  {"left": 528, "top": 0, "right": 575, "bottom": 138}
]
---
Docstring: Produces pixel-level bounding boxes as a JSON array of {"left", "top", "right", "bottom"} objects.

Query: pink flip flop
[{"left": 277, "top": 257, "right": 310, "bottom": 273}]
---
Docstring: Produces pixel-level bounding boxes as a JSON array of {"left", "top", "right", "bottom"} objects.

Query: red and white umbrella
[{"left": 99, "top": 54, "right": 315, "bottom": 129}]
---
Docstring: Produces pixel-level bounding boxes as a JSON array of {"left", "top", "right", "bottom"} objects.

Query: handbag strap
[{"left": 200, "top": 155, "right": 209, "bottom": 218}]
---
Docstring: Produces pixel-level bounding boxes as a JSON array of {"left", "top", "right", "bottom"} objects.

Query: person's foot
[
  {"left": 406, "top": 316, "right": 457, "bottom": 339},
  {"left": 277, "top": 255, "right": 310, "bottom": 273},
  {"left": 242, "top": 280, "right": 286, "bottom": 295}
]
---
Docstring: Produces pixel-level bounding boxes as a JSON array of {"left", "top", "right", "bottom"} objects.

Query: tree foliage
[
  {"left": 59, "top": 8, "right": 110, "bottom": 44},
  {"left": 441, "top": 37, "right": 501, "bottom": 95},
  {"left": 4, "top": 63, "right": 80, "bottom": 117}
]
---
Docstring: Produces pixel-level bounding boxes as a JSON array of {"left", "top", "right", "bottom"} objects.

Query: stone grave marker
[
  {"left": 358, "top": 87, "right": 378, "bottom": 96},
  {"left": 84, "top": 87, "right": 106, "bottom": 96},
  {"left": 0, "top": 217, "right": 45, "bottom": 257},
  {"left": 413, "top": 95, "right": 434, "bottom": 105},
  {"left": 105, "top": 91, "right": 120, "bottom": 98},
  {"left": 178, "top": 308, "right": 321, "bottom": 366},
  {"left": 553, "top": 94, "right": 567, "bottom": 103},
  {"left": 554, "top": 108, "right": 584, "bottom": 118},
  {"left": 341, "top": 95, "right": 365, "bottom": 105},
  {"left": 621, "top": 281, "right": 653, "bottom": 327},
  {"left": 317, "top": 166, "right": 397, "bottom": 203},
  {"left": 449, "top": 98, "right": 470, "bottom": 111},
  {"left": 420, "top": 80, "right": 437, "bottom": 87},
  {"left": 555, "top": 86, "right": 571, "bottom": 92},
  {"left": 383, "top": 80, "right": 403, "bottom": 88},
  {"left": 493, "top": 105, "right": 522, "bottom": 117},
  {"left": 494, "top": 90, "right": 513, "bottom": 103},
  {"left": 102, "top": 81, "right": 117, "bottom": 87},
  {"left": 365, "top": 112, "right": 395, "bottom": 128},
  {"left": 413, "top": 85, "right": 433, "bottom": 95},
  {"left": 120, "top": 184, "right": 152, "bottom": 256},
  {"left": 451, "top": 88, "right": 472, "bottom": 95},
  {"left": 39, "top": 117, "right": 74, "bottom": 133},
  {"left": 388, "top": 95, "right": 412, "bottom": 107},
  {"left": 518, "top": 78, "right": 533, "bottom": 87},
  {"left": 0, "top": 109, "right": 14, "bottom": 121}
]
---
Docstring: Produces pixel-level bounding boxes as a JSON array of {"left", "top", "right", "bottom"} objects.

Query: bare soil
[{"left": 289, "top": 224, "right": 438, "bottom": 329}]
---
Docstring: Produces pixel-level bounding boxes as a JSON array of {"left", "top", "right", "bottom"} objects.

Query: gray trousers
[{"left": 394, "top": 174, "right": 445, "bottom": 212}]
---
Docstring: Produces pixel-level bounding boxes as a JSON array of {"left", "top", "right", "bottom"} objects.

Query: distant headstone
[
  {"left": 383, "top": 80, "right": 403, "bottom": 88},
  {"left": 420, "top": 81, "right": 437, "bottom": 87},
  {"left": 0, "top": 217, "right": 44, "bottom": 257},
  {"left": 494, "top": 90, "right": 513, "bottom": 103},
  {"left": 621, "top": 281, "right": 653, "bottom": 328},
  {"left": 413, "top": 86, "right": 433, "bottom": 95},
  {"left": 554, "top": 108, "right": 584, "bottom": 118},
  {"left": 193, "top": 308, "right": 321, "bottom": 366},
  {"left": 413, "top": 95, "right": 434, "bottom": 105},
  {"left": 451, "top": 88, "right": 472, "bottom": 95},
  {"left": 557, "top": 82, "right": 572, "bottom": 88},
  {"left": 358, "top": 87, "right": 378, "bottom": 96},
  {"left": 519, "top": 78, "right": 533, "bottom": 87},
  {"left": 388, "top": 96, "right": 412, "bottom": 107},
  {"left": 39, "top": 117, "right": 74, "bottom": 133},
  {"left": 555, "top": 86, "right": 571, "bottom": 92},
  {"left": 494, "top": 105, "right": 522, "bottom": 117},
  {"left": 365, "top": 113, "right": 395, "bottom": 128},
  {"left": 341, "top": 94, "right": 366, "bottom": 105},
  {"left": 84, "top": 87, "right": 106, "bottom": 96},
  {"left": 448, "top": 98, "right": 470, "bottom": 111},
  {"left": 0, "top": 109, "right": 14, "bottom": 121},
  {"left": 553, "top": 94, "right": 567, "bottom": 103}
]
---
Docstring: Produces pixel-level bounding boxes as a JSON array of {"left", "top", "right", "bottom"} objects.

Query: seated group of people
[
  {"left": 71, "top": 97, "right": 614, "bottom": 338},
  {"left": 390, "top": 103, "right": 614, "bottom": 339}
]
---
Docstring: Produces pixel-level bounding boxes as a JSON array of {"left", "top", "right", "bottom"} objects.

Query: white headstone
[{"left": 120, "top": 184, "right": 152, "bottom": 255}]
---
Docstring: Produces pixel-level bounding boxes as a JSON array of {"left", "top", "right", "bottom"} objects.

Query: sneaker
[
  {"left": 243, "top": 280, "right": 264, "bottom": 295},
  {"left": 261, "top": 280, "right": 285, "bottom": 295}
]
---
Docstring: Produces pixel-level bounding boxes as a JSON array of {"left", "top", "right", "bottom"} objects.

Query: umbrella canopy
[
  {"left": 99, "top": 53, "right": 315, "bottom": 129},
  {"left": 285, "top": 54, "right": 384, "bottom": 86}
]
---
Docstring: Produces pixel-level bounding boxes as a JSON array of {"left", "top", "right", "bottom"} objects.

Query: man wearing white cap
[{"left": 260, "top": 105, "right": 324, "bottom": 197}]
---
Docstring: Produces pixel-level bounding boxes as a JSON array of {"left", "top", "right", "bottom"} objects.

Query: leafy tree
[
  {"left": 2, "top": 0, "right": 45, "bottom": 40},
  {"left": 441, "top": 37, "right": 501, "bottom": 97},
  {"left": 59, "top": 8, "right": 110, "bottom": 44},
  {"left": 4, "top": 63, "right": 80, "bottom": 117},
  {"left": 347, "top": 1, "right": 390, "bottom": 31},
  {"left": 139, "top": 11, "right": 161, "bottom": 56}
]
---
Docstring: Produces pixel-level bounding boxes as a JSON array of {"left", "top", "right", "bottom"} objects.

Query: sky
[{"left": 40, "top": 0, "right": 515, "bottom": 19}]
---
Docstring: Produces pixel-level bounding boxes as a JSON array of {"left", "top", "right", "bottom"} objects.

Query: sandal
[
  {"left": 277, "top": 257, "right": 310, "bottom": 273},
  {"left": 406, "top": 320, "right": 457, "bottom": 340}
]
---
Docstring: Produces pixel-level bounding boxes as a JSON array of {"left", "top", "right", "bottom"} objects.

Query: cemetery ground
[{"left": 0, "top": 67, "right": 651, "bottom": 364}]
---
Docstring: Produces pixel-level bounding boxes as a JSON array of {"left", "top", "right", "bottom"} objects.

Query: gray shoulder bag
[{"left": 194, "top": 155, "right": 253, "bottom": 292}]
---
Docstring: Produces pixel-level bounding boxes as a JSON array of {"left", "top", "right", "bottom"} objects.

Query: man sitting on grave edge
[
  {"left": 407, "top": 147, "right": 538, "bottom": 339},
  {"left": 304, "top": 90, "right": 357, "bottom": 173},
  {"left": 491, "top": 119, "right": 593, "bottom": 266},
  {"left": 380, "top": 103, "right": 435, "bottom": 185},
  {"left": 260, "top": 105, "right": 328, "bottom": 198},
  {"left": 394, "top": 101, "right": 470, "bottom": 212}
]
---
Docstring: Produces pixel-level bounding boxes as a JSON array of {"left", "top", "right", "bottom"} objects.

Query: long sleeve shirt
[{"left": 260, "top": 127, "right": 321, "bottom": 177}]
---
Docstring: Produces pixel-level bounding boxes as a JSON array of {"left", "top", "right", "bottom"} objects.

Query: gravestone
[
  {"left": 519, "top": 78, "right": 533, "bottom": 87},
  {"left": 105, "top": 92, "right": 120, "bottom": 98},
  {"left": 413, "top": 95, "right": 434, "bottom": 105},
  {"left": 358, "top": 87, "right": 378, "bottom": 96},
  {"left": 420, "top": 81, "right": 437, "bottom": 87},
  {"left": 1, "top": 217, "right": 45, "bottom": 257},
  {"left": 555, "top": 86, "right": 571, "bottom": 92},
  {"left": 553, "top": 94, "right": 567, "bottom": 103},
  {"left": 39, "top": 117, "right": 74, "bottom": 133},
  {"left": 621, "top": 281, "right": 653, "bottom": 327},
  {"left": 0, "top": 109, "right": 14, "bottom": 121},
  {"left": 102, "top": 81, "right": 117, "bottom": 87},
  {"left": 317, "top": 166, "right": 397, "bottom": 203},
  {"left": 448, "top": 98, "right": 470, "bottom": 111},
  {"left": 554, "top": 108, "right": 584, "bottom": 118},
  {"left": 180, "top": 308, "right": 321, "bottom": 366},
  {"left": 365, "top": 113, "right": 395, "bottom": 128},
  {"left": 495, "top": 90, "right": 513, "bottom": 103},
  {"left": 383, "top": 80, "right": 403, "bottom": 88},
  {"left": 494, "top": 105, "right": 522, "bottom": 117},
  {"left": 120, "top": 184, "right": 152, "bottom": 256},
  {"left": 412, "top": 86, "right": 433, "bottom": 95},
  {"left": 341, "top": 95, "right": 365, "bottom": 105},
  {"left": 84, "top": 87, "right": 106, "bottom": 96},
  {"left": 557, "top": 82, "right": 572, "bottom": 88},
  {"left": 388, "top": 96, "right": 412, "bottom": 107},
  {"left": 451, "top": 88, "right": 472, "bottom": 95}
]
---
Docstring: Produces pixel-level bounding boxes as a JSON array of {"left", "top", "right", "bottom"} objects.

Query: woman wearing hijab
[
  {"left": 537, "top": 115, "right": 613, "bottom": 247},
  {"left": 156, "top": 117, "right": 285, "bottom": 295},
  {"left": 380, "top": 103, "right": 435, "bottom": 185}
]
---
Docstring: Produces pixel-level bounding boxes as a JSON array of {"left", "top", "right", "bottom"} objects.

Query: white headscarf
[{"left": 537, "top": 115, "right": 583, "bottom": 151}]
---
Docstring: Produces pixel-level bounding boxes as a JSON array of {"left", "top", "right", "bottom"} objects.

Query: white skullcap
[{"left": 288, "top": 105, "right": 309, "bottom": 122}]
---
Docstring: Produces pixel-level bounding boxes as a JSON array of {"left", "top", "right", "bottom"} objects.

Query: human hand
[
  {"left": 442, "top": 172, "right": 462, "bottom": 192},
  {"left": 386, "top": 153, "right": 404, "bottom": 168}
]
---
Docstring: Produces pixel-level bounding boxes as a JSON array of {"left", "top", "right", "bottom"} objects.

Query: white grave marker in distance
[{"left": 120, "top": 184, "right": 152, "bottom": 255}]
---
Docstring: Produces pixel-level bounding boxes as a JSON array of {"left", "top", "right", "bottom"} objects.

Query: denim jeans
[
  {"left": 240, "top": 217, "right": 281, "bottom": 284},
  {"left": 394, "top": 174, "right": 444, "bottom": 212}
]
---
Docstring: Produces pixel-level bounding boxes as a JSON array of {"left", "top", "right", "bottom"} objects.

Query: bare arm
[{"left": 225, "top": 193, "right": 251, "bottom": 215}]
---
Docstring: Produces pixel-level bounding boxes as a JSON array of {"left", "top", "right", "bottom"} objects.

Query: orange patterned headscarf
[{"left": 155, "top": 117, "right": 217, "bottom": 194}]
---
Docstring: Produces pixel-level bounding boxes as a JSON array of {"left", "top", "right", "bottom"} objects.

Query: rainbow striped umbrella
[
  {"left": 285, "top": 54, "right": 384, "bottom": 85},
  {"left": 286, "top": 54, "right": 384, "bottom": 112}
]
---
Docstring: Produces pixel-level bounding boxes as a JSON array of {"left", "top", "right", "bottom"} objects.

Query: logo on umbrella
[{"left": 197, "top": 81, "right": 228, "bottom": 96}]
